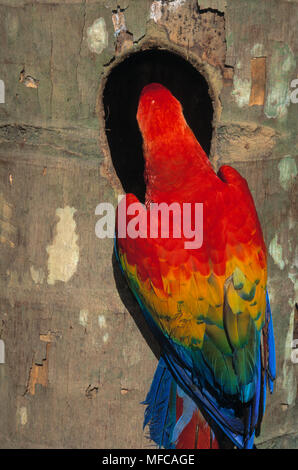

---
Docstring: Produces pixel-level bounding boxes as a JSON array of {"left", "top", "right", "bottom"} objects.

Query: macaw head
[
  {"left": 136, "top": 83, "right": 210, "bottom": 194},
  {"left": 137, "top": 83, "right": 186, "bottom": 149}
]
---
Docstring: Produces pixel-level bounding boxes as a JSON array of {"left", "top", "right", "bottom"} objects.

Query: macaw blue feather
[
  {"left": 252, "top": 347, "right": 262, "bottom": 431},
  {"left": 266, "top": 291, "right": 276, "bottom": 392},
  {"left": 244, "top": 431, "right": 255, "bottom": 449},
  {"left": 143, "top": 357, "right": 176, "bottom": 448}
]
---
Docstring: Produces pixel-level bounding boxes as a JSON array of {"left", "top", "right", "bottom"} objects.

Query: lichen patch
[{"left": 46, "top": 207, "right": 79, "bottom": 285}]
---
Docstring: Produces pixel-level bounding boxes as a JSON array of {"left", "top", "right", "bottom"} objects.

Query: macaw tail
[
  {"left": 175, "top": 389, "right": 219, "bottom": 449},
  {"left": 143, "top": 357, "right": 219, "bottom": 449}
]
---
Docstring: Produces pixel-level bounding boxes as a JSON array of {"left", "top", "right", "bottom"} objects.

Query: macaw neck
[{"left": 144, "top": 127, "right": 216, "bottom": 203}]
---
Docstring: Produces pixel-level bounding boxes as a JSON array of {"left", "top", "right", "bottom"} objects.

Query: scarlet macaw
[{"left": 115, "top": 83, "right": 275, "bottom": 449}]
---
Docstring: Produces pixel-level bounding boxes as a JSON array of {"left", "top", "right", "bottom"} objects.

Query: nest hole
[{"left": 103, "top": 49, "right": 214, "bottom": 202}]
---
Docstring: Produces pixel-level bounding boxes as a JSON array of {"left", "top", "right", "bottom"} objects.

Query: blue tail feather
[
  {"left": 266, "top": 291, "right": 276, "bottom": 393},
  {"left": 143, "top": 358, "right": 176, "bottom": 449}
]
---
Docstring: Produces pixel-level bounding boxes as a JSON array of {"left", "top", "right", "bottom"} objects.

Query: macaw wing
[{"left": 115, "top": 189, "right": 275, "bottom": 448}]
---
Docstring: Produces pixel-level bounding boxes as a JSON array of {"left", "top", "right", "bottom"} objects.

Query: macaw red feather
[{"left": 175, "top": 394, "right": 219, "bottom": 449}]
